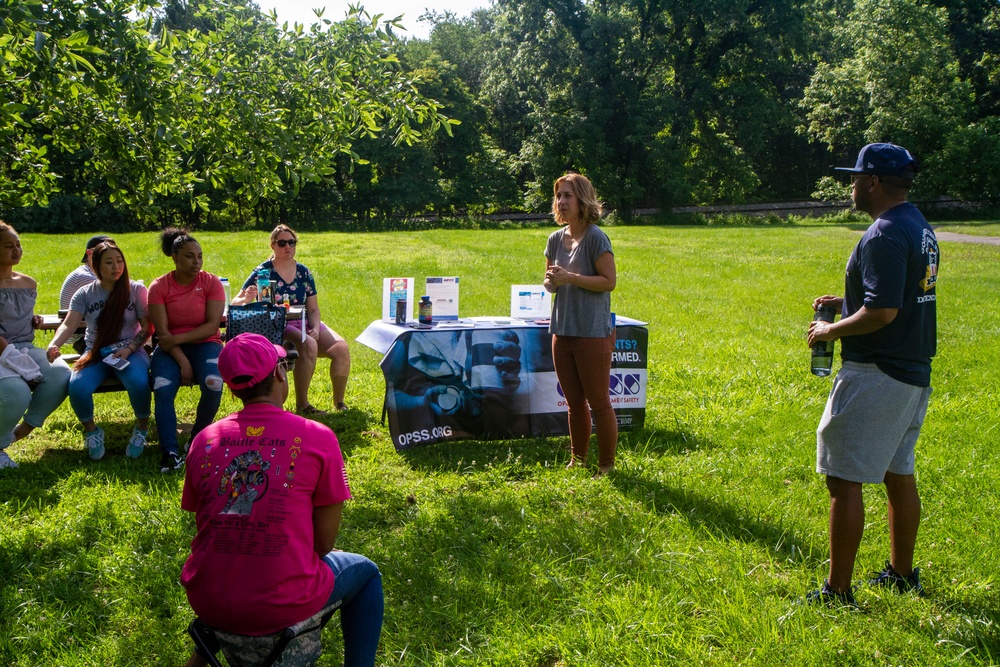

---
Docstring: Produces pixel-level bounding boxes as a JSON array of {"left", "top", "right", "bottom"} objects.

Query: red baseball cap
[{"left": 218, "top": 333, "right": 287, "bottom": 390}]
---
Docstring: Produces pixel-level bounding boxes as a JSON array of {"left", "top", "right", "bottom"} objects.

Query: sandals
[
  {"left": 297, "top": 403, "right": 348, "bottom": 417},
  {"left": 297, "top": 404, "right": 327, "bottom": 417}
]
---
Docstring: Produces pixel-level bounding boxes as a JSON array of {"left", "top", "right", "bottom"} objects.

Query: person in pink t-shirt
[
  {"left": 180, "top": 334, "right": 383, "bottom": 667},
  {"left": 149, "top": 228, "right": 226, "bottom": 474}
]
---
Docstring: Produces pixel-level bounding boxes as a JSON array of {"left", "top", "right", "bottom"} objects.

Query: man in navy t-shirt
[{"left": 806, "top": 143, "right": 939, "bottom": 606}]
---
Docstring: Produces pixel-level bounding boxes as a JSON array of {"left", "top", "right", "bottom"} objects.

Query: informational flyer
[
  {"left": 382, "top": 277, "right": 414, "bottom": 323},
  {"left": 510, "top": 285, "right": 551, "bottom": 320},
  {"left": 426, "top": 276, "right": 459, "bottom": 320}
]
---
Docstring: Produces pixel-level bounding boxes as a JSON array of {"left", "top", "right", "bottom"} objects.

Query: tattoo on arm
[{"left": 129, "top": 329, "right": 151, "bottom": 351}]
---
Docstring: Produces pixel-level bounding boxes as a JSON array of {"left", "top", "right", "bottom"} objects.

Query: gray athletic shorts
[{"left": 816, "top": 361, "right": 931, "bottom": 484}]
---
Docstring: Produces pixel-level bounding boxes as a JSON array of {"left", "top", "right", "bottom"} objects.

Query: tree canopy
[
  {"left": 0, "top": 0, "right": 453, "bottom": 227},
  {"left": 2, "top": 0, "right": 998, "bottom": 230}
]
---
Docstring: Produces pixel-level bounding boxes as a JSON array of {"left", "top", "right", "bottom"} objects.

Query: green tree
[
  {"left": 465, "top": 0, "right": 812, "bottom": 211},
  {"left": 330, "top": 34, "right": 519, "bottom": 220},
  {"left": 929, "top": 0, "right": 1000, "bottom": 117},
  {"left": 920, "top": 116, "right": 1000, "bottom": 201},
  {"left": 0, "top": 0, "right": 452, "bottom": 226},
  {"left": 801, "top": 0, "right": 972, "bottom": 163},
  {"left": 0, "top": 0, "right": 166, "bottom": 213}
]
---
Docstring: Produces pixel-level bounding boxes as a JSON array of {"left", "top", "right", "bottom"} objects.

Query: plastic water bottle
[
  {"left": 220, "top": 278, "right": 231, "bottom": 316},
  {"left": 256, "top": 269, "right": 271, "bottom": 303},
  {"left": 419, "top": 295, "right": 433, "bottom": 324},
  {"left": 811, "top": 305, "right": 837, "bottom": 377}
]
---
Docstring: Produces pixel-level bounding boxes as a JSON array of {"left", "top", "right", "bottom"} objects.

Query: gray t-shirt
[
  {"left": 69, "top": 280, "right": 148, "bottom": 350},
  {"left": 544, "top": 224, "right": 614, "bottom": 338},
  {"left": 0, "top": 287, "right": 37, "bottom": 345}
]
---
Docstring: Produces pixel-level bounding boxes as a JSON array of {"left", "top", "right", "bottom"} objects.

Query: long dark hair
[{"left": 76, "top": 241, "right": 132, "bottom": 369}]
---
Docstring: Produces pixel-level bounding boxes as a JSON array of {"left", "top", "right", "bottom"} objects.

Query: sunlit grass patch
[{"left": 2, "top": 221, "right": 998, "bottom": 665}]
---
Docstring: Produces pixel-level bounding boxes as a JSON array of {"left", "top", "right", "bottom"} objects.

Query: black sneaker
[
  {"left": 806, "top": 580, "right": 858, "bottom": 608},
  {"left": 160, "top": 451, "right": 184, "bottom": 474},
  {"left": 868, "top": 561, "right": 926, "bottom": 597}
]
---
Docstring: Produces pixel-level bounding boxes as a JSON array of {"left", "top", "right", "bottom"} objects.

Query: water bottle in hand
[{"left": 811, "top": 305, "right": 837, "bottom": 377}]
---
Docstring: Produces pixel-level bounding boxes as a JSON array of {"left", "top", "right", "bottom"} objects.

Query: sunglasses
[
  {"left": 277, "top": 358, "right": 296, "bottom": 373},
  {"left": 274, "top": 239, "right": 297, "bottom": 248}
]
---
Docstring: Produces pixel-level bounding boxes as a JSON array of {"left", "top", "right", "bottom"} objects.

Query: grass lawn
[{"left": 2, "top": 220, "right": 999, "bottom": 666}]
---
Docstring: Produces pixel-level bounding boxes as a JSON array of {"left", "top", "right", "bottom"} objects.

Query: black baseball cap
[{"left": 82, "top": 235, "right": 111, "bottom": 262}]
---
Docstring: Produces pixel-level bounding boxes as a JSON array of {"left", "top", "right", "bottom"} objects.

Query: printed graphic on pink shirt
[{"left": 218, "top": 450, "right": 270, "bottom": 515}]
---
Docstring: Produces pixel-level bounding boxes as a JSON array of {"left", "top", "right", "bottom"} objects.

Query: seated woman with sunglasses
[{"left": 231, "top": 225, "right": 351, "bottom": 416}]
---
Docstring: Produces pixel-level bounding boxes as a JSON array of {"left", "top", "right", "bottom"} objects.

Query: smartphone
[{"left": 103, "top": 354, "right": 130, "bottom": 371}]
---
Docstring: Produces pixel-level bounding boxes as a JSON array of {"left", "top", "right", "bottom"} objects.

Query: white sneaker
[
  {"left": 126, "top": 428, "right": 147, "bottom": 459},
  {"left": 85, "top": 427, "right": 105, "bottom": 461},
  {"left": 0, "top": 450, "right": 17, "bottom": 469}
]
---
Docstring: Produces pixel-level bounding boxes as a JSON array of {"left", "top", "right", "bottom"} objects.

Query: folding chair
[
  {"left": 188, "top": 600, "right": 341, "bottom": 667},
  {"left": 225, "top": 303, "right": 288, "bottom": 345}
]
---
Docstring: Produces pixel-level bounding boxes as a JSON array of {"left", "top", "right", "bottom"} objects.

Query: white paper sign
[
  {"left": 382, "top": 277, "right": 414, "bottom": 323},
  {"left": 510, "top": 285, "right": 551, "bottom": 319},
  {"left": 426, "top": 277, "right": 459, "bottom": 320}
]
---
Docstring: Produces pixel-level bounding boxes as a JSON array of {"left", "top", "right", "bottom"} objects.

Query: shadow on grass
[
  {"left": 301, "top": 405, "right": 378, "bottom": 457},
  {"left": 618, "top": 425, "right": 713, "bottom": 457},
  {"left": 1, "top": 403, "right": 379, "bottom": 504},
  {"left": 344, "top": 482, "right": 653, "bottom": 656},
  {"left": 944, "top": 602, "right": 1000, "bottom": 657},
  {"left": 397, "top": 435, "right": 565, "bottom": 473},
  {"left": 0, "top": 431, "right": 177, "bottom": 509},
  {"left": 610, "top": 470, "right": 816, "bottom": 562},
  {"left": 0, "top": 469, "right": 193, "bottom": 665},
  {"left": 397, "top": 423, "right": 709, "bottom": 475}
]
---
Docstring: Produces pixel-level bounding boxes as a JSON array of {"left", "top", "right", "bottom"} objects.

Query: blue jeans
[
  {"left": 322, "top": 551, "right": 384, "bottom": 667},
  {"left": 151, "top": 342, "right": 223, "bottom": 455},
  {"left": 68, "top": 350, "right": 151, "bottom": 423}
]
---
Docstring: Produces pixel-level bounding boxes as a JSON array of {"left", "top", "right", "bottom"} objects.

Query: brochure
[
  {"left": 382, "top": 278, "right": 414, "bottom": 323},
  {"left": 425, "top": 276, "right": 459, "bottom": 320},
  {"left": 469, "top": 316, "right": 525, "bottom": 326},
  {"left": 510, "top": 285, "right": 552, "bottom": 320}
]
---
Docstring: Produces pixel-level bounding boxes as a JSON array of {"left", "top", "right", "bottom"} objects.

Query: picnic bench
[{"left": 37, "top": 306, "right": 304, "bottom": 393}]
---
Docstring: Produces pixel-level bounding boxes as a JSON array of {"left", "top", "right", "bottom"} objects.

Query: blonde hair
[{"left": 552, "top": 173, "right": 602, "bottom": 225}]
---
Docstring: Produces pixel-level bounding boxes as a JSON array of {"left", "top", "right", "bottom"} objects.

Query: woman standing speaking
[{"left": 544, "top": 173, "right": 618, "bottom": 476}]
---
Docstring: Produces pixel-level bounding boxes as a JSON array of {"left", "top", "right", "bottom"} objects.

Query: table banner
[{"left": 379, "top": 324, "right": 647, "bottom": 451}]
